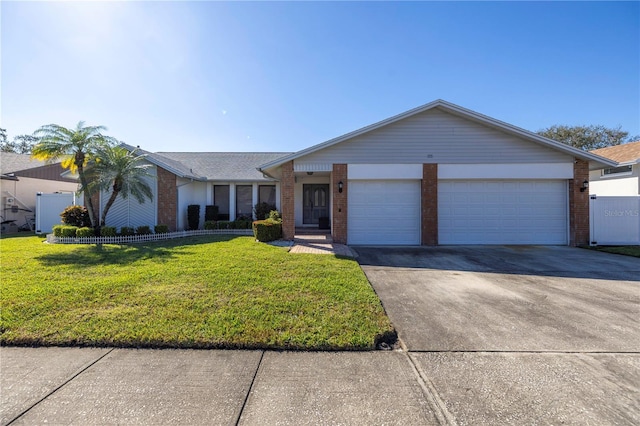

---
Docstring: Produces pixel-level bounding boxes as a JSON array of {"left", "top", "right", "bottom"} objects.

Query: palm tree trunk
[{"left": 77, "top": 163, "right": 99, "bottom": 229}]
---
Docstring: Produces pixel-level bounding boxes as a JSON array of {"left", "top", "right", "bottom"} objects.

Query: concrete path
[
  {"left": 355, "top": 246, "right": 640, "bottom": 425},
  {"left": 1, "top": 348, "right": 440, "bottom": 425},
  {"left": 289, "top": 241, "right": 354, "bottom": 257}
]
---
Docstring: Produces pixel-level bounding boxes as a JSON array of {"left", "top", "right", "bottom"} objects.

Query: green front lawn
[
  {"left": 0, "top": 235, "right": 394, "bottom": 350},
  {"left": 590, "top": 245, "right": 640, "bottom": 258}
]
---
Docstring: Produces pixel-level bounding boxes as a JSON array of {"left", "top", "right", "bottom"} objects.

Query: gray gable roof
[
  {"left": 1, "top": 152, "right": 46, "bottom": 174},
  {"left": 157, "top": 152, "right": 292, "bottom": 181},
  {"left": 120, "top": 143, "right": 205, "bottom": 180}
]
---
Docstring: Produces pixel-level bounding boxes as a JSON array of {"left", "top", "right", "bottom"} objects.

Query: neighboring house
[
  {"left": 0, "top": 152, "right": 78, "bottom": 230},
  {"left": 103, "top": 100, "right": 616, "bottom": 246},
  {"left": 589, "top": 141, "right": 640, "bottom": 196}
]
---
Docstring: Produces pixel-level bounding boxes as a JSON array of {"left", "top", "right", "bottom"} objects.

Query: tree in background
[
  {"left": 31, "top": 122, "right": 115, "bottom": 228},
  {"left": 84, "top": 145, "right": 153, "bottom": 227},
  {"left": 537, "top": 125, "right": 638, "bottom": 151},
  {"left": 0, "top": 129, "right": 38, "bottom": 154}
]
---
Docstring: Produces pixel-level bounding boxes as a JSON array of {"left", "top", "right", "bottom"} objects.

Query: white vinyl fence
[
  {"left": 589, "top": 195, "right": 640, "bottom": 246},
  {"left": 47, "top": 229, "right": 254, "bottom": 245}
]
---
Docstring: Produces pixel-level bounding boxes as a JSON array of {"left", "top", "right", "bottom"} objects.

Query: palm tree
[
  {"left": 85, "top": 145, "right": 154, "bottom": 227},
  {"left": 32, "top": 122, "right": 115, "bottom": 227}
]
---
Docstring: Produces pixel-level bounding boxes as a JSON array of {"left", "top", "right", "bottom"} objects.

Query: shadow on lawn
[{"left": 36, "top": 235, "right": 241, "bottom": 268}]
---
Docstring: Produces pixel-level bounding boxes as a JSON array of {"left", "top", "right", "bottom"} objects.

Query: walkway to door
[{"left": 289, "top": 228, "right": 354, "bottom": 257}]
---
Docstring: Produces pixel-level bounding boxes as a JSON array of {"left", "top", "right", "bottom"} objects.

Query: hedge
[
  {"left": 52, "top": 225, "right": 78, "bottom": 238},
  {"left": 136, "top": 225, "right": 152, "bottom": 235},
  {"left": 253, "top": 219, "right": 282, "bottom": 242},
  {"left": 101, "top": 226, "right": 117, "bottom": 237},
  {"left": 205, "top": 205, "right": 219, "bottom": 222},
  {"left": 154, "top": 224, "right": 169, "bottom": 234},
  {"left": 120, "top": 227, "right": 135, "bottom": 236},
  {"left": 76, "top": 227, "right": 94, "bottom": 238}
]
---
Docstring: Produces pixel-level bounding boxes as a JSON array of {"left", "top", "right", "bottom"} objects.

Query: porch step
[
  {"left": 294, "top": 227, "right": 331, "bottom": 235},
  {"left": 294, "top": 234, "right": 333, "bottom": 244}
]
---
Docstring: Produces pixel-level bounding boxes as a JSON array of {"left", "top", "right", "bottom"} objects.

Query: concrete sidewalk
[
  {"left": 1, "top": 347, "right": 439, "bottom": 425},
  {"left": 3, "top": 346, "right": 638, "bottom": 425}
]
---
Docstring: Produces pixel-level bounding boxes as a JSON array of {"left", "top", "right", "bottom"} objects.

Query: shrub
[
  {"left": 101, "top": 226, "right": 117, "bottom": 237},
  {"left": 136, "top": 225, "right": 152, "bottom": 235},
  {"left": 205, "top": 205, "right": 219, "bottom": 222},
  {"left": 53, "top": 225, "right": 78, "bottom": 238},
  {"left": 215, "top": 221, "right": 231, "bottom": 229},
  {"left": 253, "top": 219, "right": 282, "bottom": 242},
  {"left": 254, "top": 202, "right": 276, "bottom": 220},
  {"left": 187, "top": 204, "right": 200, "bottom": 230},
  {"left": 120, "top": 226, "right": 135, "bottom": 236},
  {"left": 204, "top": 220, "right": 216, "bottom": 230},
  {"left": 76, "top": 227, "right": 94, "bottom": 238},
  {"left": 269, "top": 210, "right": 282, "bottom": 222},
  {"left": 154, "top": 224, "right": 169, "bottom": 234},
  {"left": 60, "top": 205, "right": 91, "bottom": 228},
  {"left": 234, "top": 218, "right": 252, "bottom": 229}
]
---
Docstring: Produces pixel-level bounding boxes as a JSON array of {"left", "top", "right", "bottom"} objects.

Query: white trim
[
  {"left": 438, "top": 163, "right": 573, "bottom": 179},
  {"left": 348, "top": 164, "right": 423, "bottom": 180},
  {"left": 293, "top": 163, "right": 333, "bottom": 172}
]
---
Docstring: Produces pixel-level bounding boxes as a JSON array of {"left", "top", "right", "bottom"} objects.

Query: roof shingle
[
  {"left": 591, "top": 141, "right": 640, "bottom": 164},
  {"left": 157, "top": 152, "right": 292, "bottom": 181}
]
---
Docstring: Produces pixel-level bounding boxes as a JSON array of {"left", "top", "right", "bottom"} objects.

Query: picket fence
[{"left": 47, "top": 229, "right": 254, "bottom": 245}]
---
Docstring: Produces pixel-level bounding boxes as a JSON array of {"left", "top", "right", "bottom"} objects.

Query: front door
[{"left": 303, "top": 184, "right": 329, "bottom": 225}]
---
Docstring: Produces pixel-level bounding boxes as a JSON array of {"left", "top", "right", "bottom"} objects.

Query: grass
[
  {"left": 590, "top": 245, "right": 640, "bottom": 258},
  {"left": 0, "top": 235, "right": 394, "bottom": 350}
]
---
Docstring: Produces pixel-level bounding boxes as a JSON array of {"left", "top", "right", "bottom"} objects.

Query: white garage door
[
  {"left": 348, "top": 180, "right": 421, "bottom": 245},
  {"left": 438, "top": 180, "right": 568, "bottom": 245}
]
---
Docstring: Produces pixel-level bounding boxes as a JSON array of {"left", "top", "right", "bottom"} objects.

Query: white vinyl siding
[
  {"left": 438, "top": 180, "right": 568, "bottom": 245},
  {"left": 296, "top": 108, "right": 571, "bottom": 166},
  {"left": 348, "top": 180, "right": 421, "bottom": 245},
  {"left": 100, "top": 166, "right": 158, "bottom": 230}
]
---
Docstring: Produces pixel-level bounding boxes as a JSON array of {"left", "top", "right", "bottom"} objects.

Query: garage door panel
[
  {"left": 348, "top": 180, "right": 420, "bottom": 245},
  {"left": 439, "top": 180, "right": 568, "bottom": 245}
]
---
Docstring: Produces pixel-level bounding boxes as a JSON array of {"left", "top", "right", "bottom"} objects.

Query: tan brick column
[
  {"left": 157, "top": 168, "right": 177, "bottom": 231},
  {"left": 281, "top": 161, "right": 295, "bottom": 240},
  {"left": 569, "top": 159, "right": 590, "bottom": 246},
  {"left": 332, "top": 164, "right": 348, "bottom": 244},
  {"left": 421, "top": 164, "right": 438, "bottom": 246}
]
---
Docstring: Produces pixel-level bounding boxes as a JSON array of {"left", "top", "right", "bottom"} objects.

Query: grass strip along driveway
[{"left": 1, "top": 235, "right": 393, "bottom": 350}]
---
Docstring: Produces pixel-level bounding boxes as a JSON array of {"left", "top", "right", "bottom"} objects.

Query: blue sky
[{"left": 2, "top": 1, "right": 639, "bottom": 153}]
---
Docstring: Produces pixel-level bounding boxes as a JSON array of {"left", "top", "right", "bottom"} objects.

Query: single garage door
[
  {"left": 438, "top": 180, "right": 568, "bottom": 245},
  {"left": 348, "top": 180, "right": 421, "bottom": 245}
]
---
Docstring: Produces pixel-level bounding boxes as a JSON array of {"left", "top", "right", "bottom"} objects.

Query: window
[
  {"left": 214, "top": 185, "right": 230, "bottom": 220},
  {"left": 259, "top": 185, "right": 276, "bottom": 206},
  {"left": 236, "top": 185, "right": 252, "bottom": 219},
  {"left": 603, "top": 165, "right": 632, "bottom": 176}
]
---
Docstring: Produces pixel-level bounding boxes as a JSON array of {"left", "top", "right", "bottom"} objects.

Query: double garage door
[{"left": 347, "top": 179, "right": 568, "bottom": 245}]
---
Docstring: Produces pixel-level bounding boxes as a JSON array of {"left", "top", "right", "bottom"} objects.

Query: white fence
[
  {"left": 590, "top": 195, "right": 640, "bottom": 246},
  {"left": 47, "top": 229, "right": 254, "bottom": 245}
]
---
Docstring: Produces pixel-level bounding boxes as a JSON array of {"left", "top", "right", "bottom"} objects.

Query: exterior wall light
[
  {"left": 338, "top": 181, "right": 344, "bottom": 193},
  {"left": 580, "top": 180, "right": 589, "bottom": 192}
]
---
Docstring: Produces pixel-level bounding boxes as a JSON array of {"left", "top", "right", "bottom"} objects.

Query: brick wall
[
  {"left": 569, "top": 159, "right": 590, "bottom": 246},
  {"left": 157, "top": 167, "right": 177, "bottom": 231},
  {"left": 332, "top": 164, "right": 348, "bottom": 244},
  {"left": 422, "top": 164, "right": 438, "bottom": 245},
  {"left": 281, "top": 161, "right": 295, "bottom": 240}
]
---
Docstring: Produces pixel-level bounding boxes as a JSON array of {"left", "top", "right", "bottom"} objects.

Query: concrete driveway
[{"left": 356, "top": 245, "right": 640, "bottom": 425}]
